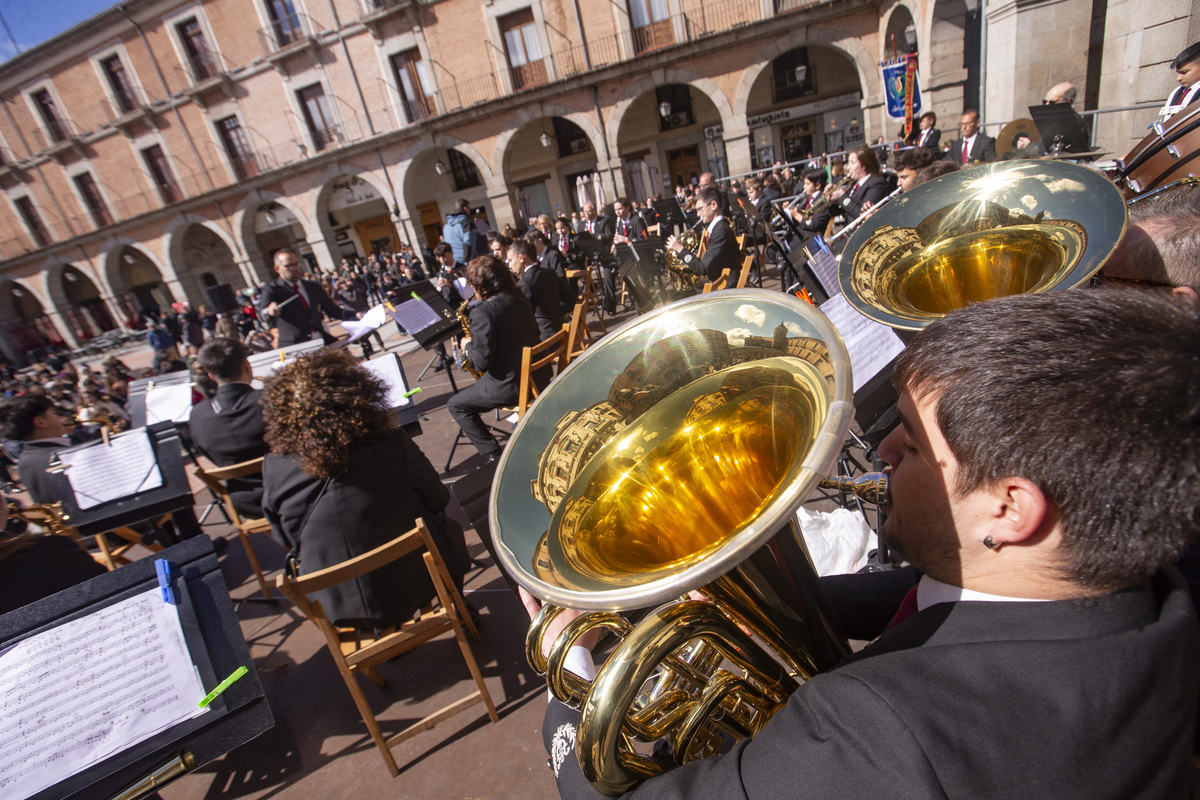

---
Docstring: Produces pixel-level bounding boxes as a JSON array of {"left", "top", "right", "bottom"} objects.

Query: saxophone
[{"left": 456, "top": 300, "right": 483, "bottom": 379}]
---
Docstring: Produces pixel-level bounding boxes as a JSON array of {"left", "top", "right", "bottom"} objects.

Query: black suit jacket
[
  {"left": 544, "top": 569, "right": 1199, "bottom": 799},
  {"left": 680, "top": 217, "right": 740, "bottom": 283},
  {"left": 0, "top": 534, "right": 106, "bottom": 615},
  {"left": 795, "top": 191, "right": 833, "bottom": 237},
  {"left": 520, "top": 263, "right": 568, "bottom": 341},
  {"left": 464, "top": 290, "right": 544, "bottom": 406},
  {"left": 17, "top": 439, "right": 67, "bottom": 504},
  {"left": 914, "top": 126, "right": 941, "bottom": 149},
  {"left": 262, "top": 428, "right": 468, "bottom": 628},
  {"left": 946, "top": 133, "right": 998, "bottom": 165},
  {"left": 257, "top": 277, "right": 352, "bottom": 346},
  {"left": 577, "top": 215, "right": 614, "bottom": 242},
  {"left": 541, "top": 247, "right": 577, "bottom": 309},
  {"left": 838, "top": 174, "right": 890, "bottom": 221},
  {"left": 612, "top": 214, "right": 646, "bottom": 241},
  {"left": 188, "top": 382, "right": 269, "bottom": 517}
]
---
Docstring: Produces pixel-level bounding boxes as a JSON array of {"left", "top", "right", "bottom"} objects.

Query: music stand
[
  {"left": 0, "top": 536, "right": 273, "bottom": 799},
  {"left": 395, "top": 281, "right": 465, "bottom": 393},
  {"left": 576, "top": 238, "right": 619, "bottom": 314},
  {"left": 1029, "top": 104, "right": 1092, "bottom": 156},
  {"left": 361, "top": 351, "right": 422, "bottom": 437},
  {"left": 128, "top": 369, "right": 193, "bottom": 429},
  {"left": 652, "top": 199, "right": 688, "bottom": 236},
  {"left": 615, "top": 239, "right": 667, "bottom": 310}
]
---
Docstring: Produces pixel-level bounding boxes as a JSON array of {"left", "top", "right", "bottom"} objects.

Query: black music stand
[
  {"left": 1029, "top": 103, "right": 1092, "bottom": 156},
  {"left": 616, "top": 239, "right": 668, "bottom": 310},
  {"left": 128, "top": 369, "right": 193, "bottom": 429},
  {"left": 575, "top": 238, "right": 619, "bottom": 314},
  {"left": 362, "top": 351, "right": 422, "bottom": 437},
  {"left": 652, "top": 198, "right": 688, "bottom": 236},
  {"left": 397, "top": 281, "right": 465, "bottom": 393},
  {"left": 0, "top": 536, "right": 273, "bottom": 799}
]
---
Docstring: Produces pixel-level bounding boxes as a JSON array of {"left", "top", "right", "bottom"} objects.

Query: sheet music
[
  {"left": 341, "top": 304, "right": 389, "bottom": 342},
  {"left": 454, "top": 277, "right": 474, "bottom": 301},
  {"left": 145, "top": 383, "right": 194, "bottom": 425},
  {"left": 391, "top": 295, "right": 442, "bottom": 334},
  {"left": 820, "top": 293, "right": 906, "bottom": 392},
  {"left": 58, "top": 429, "right": 163, "bottom": 510},
  {"left": 808, "top": 241, "right": 841, "bottom": 298},
  {"left": 0, "top": 587, "right": 208, "bottom": 799},
  {"left": 361, "top": 354, "right": 412, "bottom": 410}
]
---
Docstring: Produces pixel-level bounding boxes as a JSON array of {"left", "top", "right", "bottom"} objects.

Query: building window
[
  {"left": 772, "top": 48, "right": 816, "bottom": 104},
  {"left": 74, "top": 173, "right": 114, "bottom": 227},
  {"left": 15, "top": 197, "right": 50, "bottom": 247},
  {"left": 499, "top": 9, "right": 546, "bottom": 91},
  {"left": 629, "top": 0, "right": 672, "bottom": 53},
  {"left": 177, "top": 18, "right": 216, "bottom": 81},
  {"left": 265, "top": 0, "right": 304, "bottom": 48},
  {"left": 142, "top": 144, "right": 181, "bottom": 204},
  {"left": 297, "top": 84, "right": 339, "bottom": 151},
  {"left": 217, "top": 116, "right": 258, "bottom": 179},
  {"left": 656, "top": 84, "right": 694, "bottom": 132},
  {"left": 391, "top": 49, "right": 435, "bottom": 124},
  {"left": 447, "top": 148, "right": 480, "bottom": 192},
  {"left": 101, "top": 56, "right": 138, "bottom": 115},
  {"left": 32, "top": 89, "right": 66, "bottom": 144}
]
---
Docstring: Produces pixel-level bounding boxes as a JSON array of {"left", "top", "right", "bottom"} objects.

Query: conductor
[{"left": 257, "top": 249, "right": 356, "bottom": 346}]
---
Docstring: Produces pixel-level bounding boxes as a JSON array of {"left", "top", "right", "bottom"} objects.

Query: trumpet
[{"left": 455, "top": 300, "right": 482, "bottom": 379}]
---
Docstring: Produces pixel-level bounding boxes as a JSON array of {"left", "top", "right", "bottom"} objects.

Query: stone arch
[
  {"left": 492, "top": 103, "right": 609, "bottom": 177},
  {"left": 163, "top": 217, "right": 245, "bottom": 304},
  {"left": 394, "top": 136, "right": 501, "bottom": 246},
  {"left": 607, "top": 69, "right": 736, "bottom": 157},
  {"left": 394, "top": 135, "right": 497, "bottom": 195},
  {"left": 0, "top": 278, "right": 66, "bottom": 358},
  {"left": 309, "top": 162, "right": 396, "bottom": 228},
  {"left": 163, "top": 214, "right": 242, "bottom": 270},
  {"left": 235, "top": 190, "right": 319, "bottom": 283},
  {"left": 733, "top": 31, "right": 880, "bottom": 124},
  {"left": 880, "top": 2, "right": 920, "bottom": 61},
  {"left": 44, "top": 260, "right": 118, "bottom": 341},
  {"left": 102, "top": 239, "right": 176, "bottom": 297}
]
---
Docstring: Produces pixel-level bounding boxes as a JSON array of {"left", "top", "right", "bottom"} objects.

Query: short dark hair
[
  {"left": 696, "top": 185, "right": 723, "bottom": 208},
  {"left": 894, "top": 146, "right": 939, "bottom": 172},
  {"left": 614, "top": 196, "right": 629, "bottom": 207},
  {"left": 1171, "top": 42, "right": 1200, "bottom": 71},
  {"left": 894, "top": 289, "right": 1200, "bottom": 592},
  {"left": 433, "top": 242, "right": 454, "bottom": 259},
  {"left": 456, "top": 197, "right": 471, "bottom": 211},
  {"left": 803, "top": 168, "right": 828, "bottom": 189},
  {"left": 509, "top": 237, "right": 537, "bottom": 262},
  {"left": 197, "top": 337, "right": 249, "bottom": 383},
  {"left": 486, "top": 230, "right": 512, "bottom": 249},
  {"left": 1119, "top": 183, "right": 1200, "bottom": 291},
  {"left": 850, "top": 145, "right": 881, "bottom": 175},
  {"left": 0, "top": 395, "right": 55, "bottom": 441},
  {"left": 912, "top": 159, "right": 959, "bottom": 188},
  {"left": 919, "top": 111, "right": 937, "bottom": 125},
  {"left": 466, "top": 254, "right": 518, "bottom": 299},
  {"left": 524, "top": 229, "right": 546, "bottom": 246}
]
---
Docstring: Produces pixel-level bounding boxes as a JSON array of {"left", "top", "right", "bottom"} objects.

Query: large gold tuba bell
[
  {"left": 838, "top": 159, "right": 1128, "bottom": 330},
  {"left": 490, "top": 292, "right": 871, "bottom": 794}
]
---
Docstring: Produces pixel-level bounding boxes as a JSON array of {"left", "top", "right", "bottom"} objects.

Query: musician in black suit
[
  {"left": 904, "top": 111, "right": 941, "bottom": 149},
  {"left": 1160, "top": 42, "right": 1200, "bottom": 119},
  {"left": 261, "top": 349, "right": 469, "bottom": 628},
  {"left": 610, "top": 197, "right": 647, "bottom": 245},
  {"left": 554, "top": 217, "right": 575, "bottom": 259},
  {"left": 786, "top": 169, "right": 834, "bottom": 238},
  {"left": 257, "top": 249, "right": 356, "bottom": 346},
  {"left": 667, "top": 185, "right": 740, "bottom": 285},
  {"left": 831, "top": 146, "right": 890, "bottom": 223},
  {"left": 530, "top": 288, "right": 1200, "bottom": 800},
  {"left": 447, "top": 255, "right": 545, "bottom": 461},
  {"left": 946, "top": 109, "right": 997, "bottom": 165},
  {"left": 576, "top": 202, "right": 613, "bottom": 240},
  {"left": 510, "top": 237, "right": 568, "bottom": 341},
  {"left": 190, "top": 337, "right": 269, "bottom": 517}
]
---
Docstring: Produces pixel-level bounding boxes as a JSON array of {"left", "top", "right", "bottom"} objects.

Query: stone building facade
[{"left": 0, "top": 0, "right": 1188, "bottom": 361}]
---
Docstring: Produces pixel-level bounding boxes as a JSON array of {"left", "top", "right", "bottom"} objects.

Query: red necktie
[
  {"left": 961, "top": 141, "right": 969, "bottom": 165},
  {"left": 291, "top": 282, "right": 309, "bottom": 311},
  {"left": 885, "top": 586, "right": 920, "bottom": 631}
]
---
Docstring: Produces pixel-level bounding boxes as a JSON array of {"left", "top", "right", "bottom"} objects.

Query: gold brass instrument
[
  {"left": 455, "top": 300, "right": 482, "bottom": 379},
  {"left": 838, "top": 159, "right": 1128, "bottom": 330},
  {"left": 793, "top": 175, "right": 851, "bottom": 222},
  {"left": 661, "top": 221, "right": 704, "bottom": 293},
  {"left": 491, "top": 292, "right": 872, "bottom": 794},
  {"left": 6, "top": 499, "right": 85, "bottom": 543}
]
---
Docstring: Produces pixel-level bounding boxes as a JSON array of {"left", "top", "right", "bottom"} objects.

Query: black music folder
[{"left": 0, "top": 536, "right": 273, "bottom": 799}]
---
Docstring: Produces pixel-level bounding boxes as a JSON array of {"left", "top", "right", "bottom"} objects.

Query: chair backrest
[
  {"left": 562, "top": 301, "right": 593, "bottom": 367},
  {"left": 646, "top": 223, "right": 660, "bottom": 237},
  {"left": 193, "top": 456, "right": 265, "bottom": 527},
  {"left": 702, "top": 269, "right": 731, "bottom": 294},
  {"left": 736, "top": 253, "right": 755, "bottom": 288},
  {"left": 824, "top": 216, "right": 837, "bottom": 239},
  {"left": 517, "top": 328, "right": 567, "bottom": 419}
]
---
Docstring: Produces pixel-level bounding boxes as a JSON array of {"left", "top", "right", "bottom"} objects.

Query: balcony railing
[
  {"left": 258, "top": 11, "right": 316, "bottom": 57},
  {"left": 176, "top": 49, "right": 233, "bottom": 88}
]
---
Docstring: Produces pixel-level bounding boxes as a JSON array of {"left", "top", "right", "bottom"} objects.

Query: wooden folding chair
[
  {"left": 736, "top": 253, "right": 755, "bottom": 289},
  {"left": 193, "top": 456, "right": 279, "bottom": 599},
  {"left": 562, "top": 301, "right": 594, "bottom": 367},
  {"left": 275, "top": 518, "right": 499, "bottom": 776},
  {"left": 517, "top": 328, "right": 568, "bottom": 420},
  {"left": 702, "top": 269, "right": 731, "bottom": 294},
  {"left": 566, "top": 268, "right": 608, "bottom": 334}
]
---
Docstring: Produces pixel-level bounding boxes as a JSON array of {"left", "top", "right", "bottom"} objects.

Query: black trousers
[{"left": 446, "top": 382, "right": 505, "bottom": 457}]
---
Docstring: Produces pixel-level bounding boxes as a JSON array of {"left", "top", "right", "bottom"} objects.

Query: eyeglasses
[
  {"left": 1087, "top": 274, "right": 1175, "bottom": 289},
  {"left": 278, "top": 260, "right": 301, "bottom": 268}
]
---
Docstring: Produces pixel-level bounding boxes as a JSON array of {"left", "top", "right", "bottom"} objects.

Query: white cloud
[
  {"left": 726, "top": 327, "right": 752, "bottom": 346},
  {"left": 734, "top": 304, "right": 766, "bottom": 327}
]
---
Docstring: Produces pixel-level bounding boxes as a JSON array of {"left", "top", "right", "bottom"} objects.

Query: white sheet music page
[
  {"left": 145, "top": 383, "right": 194, "bottom": 425},
  {"left": 0, "top": 587, "right": 208, "bottom": 799},
  {"left": 58, "top": 428, "right": 163, "bottom": 510},
  {"left": 820, "top": 293, "right": 906, "bottom": 392},
  {"left": 391, "top": 294, "right": 442, "bottom": 334},
  {"left": 362, "top": 355, "right": 412, "bottom": 410},
  {"left": 341, "top": 304, "right": 389, "bottom": 342}
]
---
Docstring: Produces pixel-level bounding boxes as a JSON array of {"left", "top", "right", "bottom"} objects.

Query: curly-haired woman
[{"left": 261, "top": 349, "right": 469, "bottom": 628}]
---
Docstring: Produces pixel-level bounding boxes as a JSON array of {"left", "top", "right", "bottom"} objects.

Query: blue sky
[{"left": 0, "top": 0, "right": 118, "bottom": 62}]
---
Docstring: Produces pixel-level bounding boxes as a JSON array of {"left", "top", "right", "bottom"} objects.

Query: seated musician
[
  {"left": 1160, "top": 42, "right": 1200, "bottom": 120},
  {"left": 785, "top": 168, "right": 833, "bottom": 236},
  {"left": 189, "top": 337, "right": 269, "bottom": 518},
  {"left": 893, "top": 146, "right": 940, "bottom": 193},
  {"left": 528, "top": 288, "right": 1200, "bottom": 798},
  {"left": 510, "top": 237, "right": 569, "bottom": 341},
  {"left": 829, "top": 145, "right": 890, "bottom": 221},
  {"left": 0, "top": 395, "right": 205, "bottom": 546},
  {"left": 260, "top": 349, "right": 470, "bottom": 629},
  {"left": 446, "top": 255, "right": 545, "bottom": 462},
  {"left": 666, "top": 185, "right": 740, "bottom": 285}
]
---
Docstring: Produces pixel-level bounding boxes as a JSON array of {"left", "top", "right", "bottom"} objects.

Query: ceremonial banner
[{"left": 882, "top": 56, "right": 922, "bottom": 134}]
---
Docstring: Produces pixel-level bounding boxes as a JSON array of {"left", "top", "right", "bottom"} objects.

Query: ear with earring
[{"left": 984, "top": 536, "right": 1004, "bottom": 551}]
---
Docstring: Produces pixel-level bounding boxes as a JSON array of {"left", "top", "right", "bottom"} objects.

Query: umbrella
[
  {"left": 592, "top": 172, "right": 606, "bottom": 208},
  {"left": 576, "top": 175, "right": 589, "bottom": 208}
]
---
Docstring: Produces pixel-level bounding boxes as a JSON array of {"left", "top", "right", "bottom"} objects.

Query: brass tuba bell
[
  {"left": 491, "top": 292, "right": 868, "bottom": 794},
  {"left": 838, "top": 159, "right": 1128, "bottom": 330}
]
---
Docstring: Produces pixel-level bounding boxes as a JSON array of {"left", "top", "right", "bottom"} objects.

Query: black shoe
[
  {"left": 434, "top": 361, "right": 445, "bottom": 372},
  {"left": 210, "top": 536, "right": 229, "bottom": 555}
]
